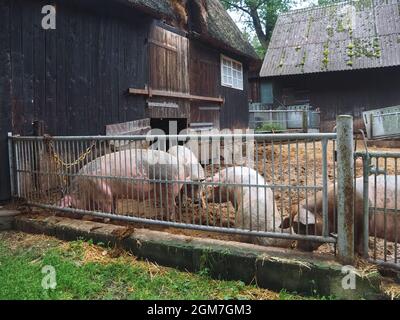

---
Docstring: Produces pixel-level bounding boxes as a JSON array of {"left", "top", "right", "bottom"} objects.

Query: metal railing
[
  {"left": 249, "top": 109, "right": 321, "bottom": 132},
  {"left": 8, "top": 132, "right": 338, "bottom": 246},
  {"left": 8, "top": 116, "right": 400, "bottom": 268},
  {"left": 363, "top": 106, "right": 400, "bottom": 139},
  {"left": 355, "top": 151, "right": 400, "bottom": 269}
]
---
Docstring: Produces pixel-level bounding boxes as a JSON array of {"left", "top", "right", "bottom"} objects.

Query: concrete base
[{"left": 13, "top": 215, "right": 385, "bottom": 300}]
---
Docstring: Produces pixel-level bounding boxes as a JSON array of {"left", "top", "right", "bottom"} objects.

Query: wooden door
[
  {"left": 148, "top": 24, "right": 189, "bottom": 120},
  {"left": 189, "top": 45, "right": 220, "bottom": 130}
]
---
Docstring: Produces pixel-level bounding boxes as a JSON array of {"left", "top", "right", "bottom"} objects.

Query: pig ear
[
  {"left": 297, "top": 208, "right": 316, "bottom": 225},
  {"left": 279, "top": 217, "right": 292, "bottom": 230}
]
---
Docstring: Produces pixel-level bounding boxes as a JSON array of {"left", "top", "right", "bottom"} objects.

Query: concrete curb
[
  {"left": 0, "top": 209, "right": 21, "bottom": 231},
  {"left": 14, "top": 215, "right": 384, "bottom": 300}
]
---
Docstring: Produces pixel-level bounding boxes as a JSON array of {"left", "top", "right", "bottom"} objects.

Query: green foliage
[
  {"left": 278, "top": 49, "right": 286, "bottom": 68},
  {"left": 322, "top": 42, "right": 330, "bottom": 70},
  {"left": 353, "top": 0, "right": 373, "bottom": 11},
  {"left": 326, "top": 25, "right": 334, "bottom": 38},
  {"left": 336, "top": 19, "right": 346, "bottom": 33},
  {"left": 279, "top": 289, "right": 336, "bottom": 301},
  {"left": 251, "top": 37, "right": 267, "bottom": 58},
  {"left": 221, "top": 0, "right": 292, "bottom": 53},
  {"left": 348, "top": 38, "right": 382, "bottom": 60},
  {"left": 256, "top": 122, "right": 285, "bottom": 132}
]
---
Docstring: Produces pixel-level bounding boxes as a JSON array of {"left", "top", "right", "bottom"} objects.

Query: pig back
[
  {"left": 79, "top": 149, "right": 179, "bottom": 176},
  {"left": 168, "top": 146, "right": 205, "bottom": 181},
  {"left": 364, "top": 175, "right": 400, "bottom": 242}
]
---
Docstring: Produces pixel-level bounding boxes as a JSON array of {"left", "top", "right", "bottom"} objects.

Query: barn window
[{"left": 221, "top": 55, "right": 243, "bottom": 90}]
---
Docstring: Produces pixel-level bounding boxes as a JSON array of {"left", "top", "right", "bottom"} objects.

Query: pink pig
[{"left": 60, "top": 149, "right": 186, "bottom": 220}]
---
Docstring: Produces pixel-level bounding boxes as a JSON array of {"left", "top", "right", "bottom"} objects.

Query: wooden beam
[{"left": 128, "top": 87, "right": 225, "bottom": 104}]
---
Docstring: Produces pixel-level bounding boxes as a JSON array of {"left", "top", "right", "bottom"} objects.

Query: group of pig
[{"left": 60, "top": 146, "right": 400, "bottom": 256}]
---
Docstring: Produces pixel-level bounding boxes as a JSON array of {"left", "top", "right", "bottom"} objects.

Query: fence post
[
  {"left": 7, "top": 132, "right": 15, "bottom": 198},
  {"left": 362, "top": 154, "right": 371, "bottom": 259},
  {"left": 32, "top": 120, "right": 45, "bottom": 192},
  {"left": 302, "top": 110, "right": 308, "bottom": 133},
  {"left": 337, "top": 115, "right": 355, "bottom": 265}
]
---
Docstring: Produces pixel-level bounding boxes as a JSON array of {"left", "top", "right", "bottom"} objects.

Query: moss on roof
[{"left": 260, "top": 0, "right": 400, "bottom": 77}]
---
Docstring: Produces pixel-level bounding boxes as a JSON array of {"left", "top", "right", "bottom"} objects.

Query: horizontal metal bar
[
  {"left": 14, "top": 169, "right": 324, "bottom": 190},
  {"left": 367, "top": 258, "right": 400, "bottom": 271},
  {"left": 11, "top": 133, "right": 337, "bottom": 142},
  {"left": 355, "top": 151, "right": 400, "bottom": 158},
  {"left": 250, "top": 110, "right": 320, "bottom": 114},
  {"left": 26, "top": 202, "right": 337, "bottom": 244},
  {"left": 372, "top": 112, "right": 400, "bottom": 118},
  {"left": 369, "top": 207, "right": 400, "bottom": 215}
]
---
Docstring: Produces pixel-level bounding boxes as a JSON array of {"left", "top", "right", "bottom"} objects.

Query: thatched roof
[
  {"left": 260, "top": 0, "right": 400, "bottom": 77},
  {"left": 124, "top": 0, "right": 259, "bottom": 60}
]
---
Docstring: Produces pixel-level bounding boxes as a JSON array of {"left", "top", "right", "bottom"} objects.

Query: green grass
[{"left": 0, "top": 232, "right": 321, "bottom": 300}]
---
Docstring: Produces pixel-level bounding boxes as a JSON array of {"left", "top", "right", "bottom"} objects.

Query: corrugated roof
[
  {"left": 124, "top": 0, "right": 259, "bottom": 60},
  {"left": 260, "top": 0, "right": 400, "bottom": 77}
]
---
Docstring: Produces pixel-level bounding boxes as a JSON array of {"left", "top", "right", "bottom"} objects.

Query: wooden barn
[
  {"left": 258, "top": 0, "right": 400, "bottom": 131},
  {"left": 0, "top": 0, "right": 259, "bottom": 201}
]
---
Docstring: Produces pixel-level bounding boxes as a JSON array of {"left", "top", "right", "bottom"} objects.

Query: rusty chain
[
  {"left": 43, "top": 136, "right": 96, "bottom": 195},
  {"left": 44, "top": 137, "right": 97, "bottom": 169}
]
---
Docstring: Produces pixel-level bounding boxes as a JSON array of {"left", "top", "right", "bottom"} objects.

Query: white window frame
[{"left": 221, "top": 55, "right": 244, "bottom": 91}]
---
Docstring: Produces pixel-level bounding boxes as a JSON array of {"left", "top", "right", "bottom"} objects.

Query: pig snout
[
  {"left": 281, "top": 206, "right": 324, "bottom": 252},
  {"left": 205, "top": 175, "right": 227, "bottom": 203},
  {"left": 293, "top": 221, "right": 322, "bottom": 252}
]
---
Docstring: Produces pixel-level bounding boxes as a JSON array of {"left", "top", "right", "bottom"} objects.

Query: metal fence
[
  {"left": 363, "top": 106, "right": 400, "bottom": 139},
  {"left": 11, "top": 116, "right": 399, "bottom": 268},
  {"left": 8, "top": 132, "right": 338, "bottom": 247},
  {"left": 249, "top": 109, "right": 321, "bottom": 132},
  {"left": 355, "top": 151, "right": 400, "bottom": 269}
]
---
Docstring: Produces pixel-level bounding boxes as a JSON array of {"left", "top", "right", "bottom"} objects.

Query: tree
[{"left": 221, "top": 0, "right": 292, "bottom": 55}]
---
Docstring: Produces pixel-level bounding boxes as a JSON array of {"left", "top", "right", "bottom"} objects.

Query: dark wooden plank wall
[
  {"left": 7, "top": 0, "right": 150, "bottom": 137},
  {"left": 189, "top": 41, "right": 220, "bottom": 127},
  {"left": 189, "top": 41, "right": 250, "bottom": 129},
  {"left": 220, "top": 66, "right": 250, "bottom": 129},
  {"left": 248, "top": 78, "right": 261, "bottom": 103},
  {"left": 271, "top": 66, "right": 400, "bottom": 131},
  {"left": 0, "top": 0, "right": 12, "bottom": 201},
  {"left": 0, "top": 0, "right": 151, "bottom": 200}
]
